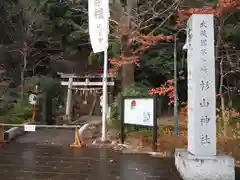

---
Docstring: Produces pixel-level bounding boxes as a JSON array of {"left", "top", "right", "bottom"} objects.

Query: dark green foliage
[
  {"left": 4, "top": 100, "right": 32, "bottom": 124},
  {"left": 2, "top": 0, "right": 240, "bottom": 125},
  {"left": 223, "top": 9, "right": 240, "bottom": 44},
  {"left": 0, "top": 91, "right": 32, "bottom": 124},
  {"left": 136, "top": 43, "right": 174, "bottom": 87},
  {"left": 25, "top": 76, "right": 64, "bottom": 116},
  {"left": 39, "top": 76, "right": 64, "bottom": 116},
  {"left": 40, "top": 0, "right": 89, "bottom": 53}
]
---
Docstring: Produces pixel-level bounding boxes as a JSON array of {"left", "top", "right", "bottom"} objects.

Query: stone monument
[{"left": 175, "top": 14, "right": 235, "bottom": 180}]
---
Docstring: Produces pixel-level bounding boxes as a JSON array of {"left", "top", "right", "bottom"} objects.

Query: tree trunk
[
  {"left": 216, "top": 20, "right": 228, "bottom": 136},
  {"left": 120, "top": 0, "right": 138, "bottom": 90},
  {"left": 121, "top": 64, "right": 135, "bottom": 89},
  {"left": 219, "top": 58, "right": 227, "bottom": 136},
  {"left": 121, "top": 37, "right": 134, "bottom": 90},
  {"left": 20, "top": 42, "right": 27, "bottom": 103}
]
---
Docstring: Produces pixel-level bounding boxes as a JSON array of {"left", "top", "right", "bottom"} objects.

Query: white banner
[{"left": 88, "top": 0, "right": 109, "bottom": 53}]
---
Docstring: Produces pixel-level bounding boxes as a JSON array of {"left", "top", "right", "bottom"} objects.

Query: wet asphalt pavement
[
  {"left": 0, "top": 129, "right": 182, "bottom": 180},
  {"left": 1, "top": 129, "right": 239, "bottom": 180}
]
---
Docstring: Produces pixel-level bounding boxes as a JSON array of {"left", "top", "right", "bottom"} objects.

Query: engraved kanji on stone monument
[
  {"left": 200, "top": 80, "right": 210, "bottom": 91},
  {"left": 200, "top": 134, "right": 211, "bottom": 145},
  {"left": 175, "top": 14, "right": 235, "bottom": 180},
  {"left": 200, "top": 115, "right": 210, "bottom": 126},
  {"left": 187, "top": 14, "right": 216, "bottom": 156},
  {"left": 200, "top": 98, "right": 210, "bottom": 107}
]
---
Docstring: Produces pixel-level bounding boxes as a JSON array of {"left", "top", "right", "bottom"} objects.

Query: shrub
[
  {"left": 25, "top": 76, "right": 64, "bottom": 116},
  {"left": 4, "top": 100, "right": 32, "bottom": 124},
  {"left": 38, "top": 76, "right": 64, "bottom": 116},
  {"left": 0, "top": 76, "right": 64, "bottom": 124}
]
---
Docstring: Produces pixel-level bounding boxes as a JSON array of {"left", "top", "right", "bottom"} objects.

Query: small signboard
[
  {"left": 124, "top": 98, "right": 154, "bottom": 126},
  {"left": 24, "top": 125, "right": 36, "bottom": 132},
  {"left": 120, "top": 96, "right": 157, "bottom": 151}
]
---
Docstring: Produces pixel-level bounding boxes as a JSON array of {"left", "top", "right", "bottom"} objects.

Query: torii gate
[{"left": 58, "top": 72, "right": 115, "bottom": 120}]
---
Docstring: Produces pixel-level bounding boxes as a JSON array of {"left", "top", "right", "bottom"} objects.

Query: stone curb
[
  {"left": 121, "top": 148, "right": 171, "bottom": 156},
  {"left": 3, "top": 121, "right": 98, "bottom": 143},
  {"left": 4, "top": 122, "right": 32, "bottom": 142}
]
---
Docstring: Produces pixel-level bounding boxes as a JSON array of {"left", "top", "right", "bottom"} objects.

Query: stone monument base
[{"left": 175, "top": 148, "right": 235, "bottom": 180}]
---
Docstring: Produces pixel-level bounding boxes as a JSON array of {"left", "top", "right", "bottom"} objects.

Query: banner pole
[{"left": 101, "top": 49, "right": 108, "bottom": 142}]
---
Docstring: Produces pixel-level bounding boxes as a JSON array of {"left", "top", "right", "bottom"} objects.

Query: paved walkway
[
  {"left": 1, "top": 129, "right": 239, "bottom": 179},
  {"left": 0, "top": 129, "right": 182, "bottom": 180}
]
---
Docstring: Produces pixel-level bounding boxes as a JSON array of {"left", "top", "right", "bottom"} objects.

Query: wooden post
[
  {"left": 29, "top": 84, "right": 40, "bottom": 122},
  {"left": 32, "top": 105, "right": 36, "bottom": 122},
  {"left": 70, "top": 127, "right": 84, "bottom": 148},
  {"left": 0, "top": 125, "right": 4, "bottom": 142}
]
